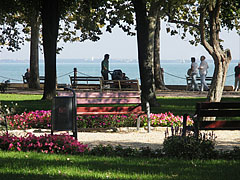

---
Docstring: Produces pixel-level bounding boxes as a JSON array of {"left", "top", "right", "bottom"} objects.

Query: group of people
[{"left": 189, "top": 55, "right": 209, "bottom": 92}]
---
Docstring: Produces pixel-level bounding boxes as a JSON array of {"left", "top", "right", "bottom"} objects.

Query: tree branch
[
  {"left": 167, "top": 17, "right": 200, "bottom": 30},
  {"left": 199, "top": 6, "right": 214, "bottom": 55}
]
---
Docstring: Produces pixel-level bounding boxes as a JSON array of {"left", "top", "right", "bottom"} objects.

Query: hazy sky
[{"left": 0, "top": 21, "right": 239, "bottom": 61}]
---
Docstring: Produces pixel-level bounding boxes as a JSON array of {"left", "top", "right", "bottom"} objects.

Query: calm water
[{"left": 0, "top": 62, "right": 237, "bottom": 85}]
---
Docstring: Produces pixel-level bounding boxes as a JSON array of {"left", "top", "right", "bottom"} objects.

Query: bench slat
[
  {"left": 197, "top": 102, "right": 240, "bottom": 109},
  {"left": 77, "top": 106, "right": 144, "bottom": 115},
  {"left": 76, "top": 98, "right": 141, "bottom": 104},
  {"left": 77, "top": 106, "right": 142, "bottom": 113},
  {"left": 77, "top": 111, "right": 145, "bottom": 115},
  {"left": 197, "top": 110, "right": 240, "bottom": 117},
  {"left": 199, "top": 120, "right": 240, "bottom": 130},
  {"left": 58, "top": 92, "right": 140, "bottom": 98}
]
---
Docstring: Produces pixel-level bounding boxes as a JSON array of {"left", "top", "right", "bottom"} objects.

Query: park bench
[
  {"left": 0, "top": 80, "right": 10, "bottom": 93},
  {"left": 102, "top": 79, "right": 140, "bottom": 91},
  {"left": 185, "top": 76, "right": 212, "bottom": 90},
  {"left": 69, "top": 76, "right": 103, "bottom": 90},
  {"left": 22, "top": 75, "right": 45, "bottom": 84},
  {"left": 183, "top": 102, "right": 240, "bottom": 137},
  {"left": 57, "top": 91, "right": 148, "bottom": 131}
]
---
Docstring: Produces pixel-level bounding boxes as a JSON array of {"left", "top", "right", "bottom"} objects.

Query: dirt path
[{"left": 5, "top": 128, "right": 240, "bottom": 151}]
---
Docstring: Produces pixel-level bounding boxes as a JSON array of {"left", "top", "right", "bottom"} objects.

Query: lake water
[{"left": 0, "top": 61, "right": 237, "bottom": 86}]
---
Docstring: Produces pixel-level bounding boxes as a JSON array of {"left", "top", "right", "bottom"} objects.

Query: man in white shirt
[
  {"left": 190, "top": 57, "right": 200, "bottom": 91},
  {"left": 199, "top": 55, "right": 209, "bottom": 91}
]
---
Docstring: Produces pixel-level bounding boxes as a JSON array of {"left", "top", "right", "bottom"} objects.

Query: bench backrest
[
  {"left": 57, "top": 91, "right": 142, "bottom": 113},
  {"left": 22, "top": 75, "right": 45, "bottom": 84},
  {"left": 186, "top": 76, "right": 212, "bottom": 84},
  {"left": 196, "top": 102, "right": 240, "bottom": 117},
  {"left": 58, "top": 91, "right": 141, "bottom": 104},
  {"left": 69, "top": 76, "right": 102, "bottom": 84},
  {"left": 102, "top": 79, "right": 140, "bottom": 91}
]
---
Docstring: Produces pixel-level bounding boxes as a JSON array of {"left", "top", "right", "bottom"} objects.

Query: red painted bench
[
  {"left": 57, "top": 91, "right": 147, "bottom": 130},
  {"left": 183, "top": 102, "right": 240, "bottom": 137}
]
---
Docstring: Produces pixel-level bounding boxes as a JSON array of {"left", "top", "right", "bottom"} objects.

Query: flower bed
[
  {"left": 141, "top": 112, "right": 193, "bottom": 127},
  {"left": 7, "top": 110, "right": 51, "bottom": 129},
  {"left": 0, "top": 133, "right": 88, "bottom": 154},
  {"left": 6, "top": 110, "right": 193, "bottom": 130}
]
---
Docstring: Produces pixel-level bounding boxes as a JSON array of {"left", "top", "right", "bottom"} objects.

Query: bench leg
[
  {"left": 182, "top": 114, "right": 188, "bottom": 137},
  {"left": 146, "top": 102, "right": 151, "bottom": 133},
  {"left": 137, "top": 115, "right": 141, "bottom": 131},
  {"left": 194, "top": 117, "right": 199, "bottom": 139}
]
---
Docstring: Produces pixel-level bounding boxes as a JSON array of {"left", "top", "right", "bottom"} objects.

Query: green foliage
[
  {"left": 163, "top": 134, "right": 217, "bottom": 159},
  {"left": 165, "top": 0, "right": 240, "bottom": 46}
]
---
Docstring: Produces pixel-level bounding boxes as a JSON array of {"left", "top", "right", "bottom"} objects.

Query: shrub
[
  {"left": 0, "top": 133, "right": 88, "bottom": 155},
  {"left": 89, "top": 144, "right": 162, "bottom": 158},
  {"left": 163, "top": 133, "right": 217, "bottom": 159}
]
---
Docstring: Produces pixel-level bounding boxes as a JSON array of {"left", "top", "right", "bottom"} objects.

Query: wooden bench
[
  {"left": 102, "top": 79, "right": 140, "bottom": 91},
  {"left": 22, "top": 75, "right": 45, "bottom": 84},
  {"left": 69, "top": 76, "right": 103, "bottom": 90},
  {"left": 186, "top": 76, "right": 212, "bottom": 90},
  {"left": 57, "top": 91, "right": 148, "bottom": 130},
  {"left": 183, "top": 102, "right": 240, "bottom": 137},
  {"left": 0, "top": 80, "right": 10, "bottom": 93}
]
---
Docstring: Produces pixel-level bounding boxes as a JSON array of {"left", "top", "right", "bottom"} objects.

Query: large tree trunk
[
  {"left": 133, "top": 0, "right": 158, "bottom": 106},
  {"left": 29, "top": 8, "right": 40, "bottom": 89},
  {"left": 154, "top": 16, "right": 166, "bottom": 89},
  {"left": 208, "top": 50, "right": 231, "bottom": 102},
  {"left": 199, "top": 0, "right": 232, "bottom": 102},
  {"left": 41, "top": 0, "right": 59, "bottom": 100}
]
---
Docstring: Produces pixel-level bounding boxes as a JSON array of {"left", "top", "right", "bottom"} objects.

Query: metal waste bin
[{"left": 51, "top": 87, "right": 77, "bottom": 139}]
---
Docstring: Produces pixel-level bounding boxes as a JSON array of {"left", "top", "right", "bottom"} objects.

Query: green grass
[
  {"left": 0, "top": 94, "right": 51, "bottom": 113},
  {"left": 152, "top": 96, "right": 240, "bottom": 116},
  {"left": 0, "top": 151, "right": 239, "bottom": 180}
]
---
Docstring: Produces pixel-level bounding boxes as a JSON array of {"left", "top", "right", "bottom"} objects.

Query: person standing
[
  {"left": 190, "top": 57, "right": 200, "bottom": 91},
  {"left": 24, "top": 68, "right": 30, "bottom": 84},
  {"left": 199, "top": 55, "right": 209, "bottom": 91},
  {"left": 234, "top": 62, "right": 240, "bottom": 91},
  {"left": 101, "top": 54, "right": 110, "bottom": 80}
]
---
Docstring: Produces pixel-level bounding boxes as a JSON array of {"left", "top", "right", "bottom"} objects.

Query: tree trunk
[
  {"left": 207, "top": 50, "right": 231, "bottom": 102},
  {"left": 29, "top": 9, "right": 40, "bottom": 89},
  {"left": 132, "top": 0, "right": 158, "bottom": 106},
  {"left": 154, "top": 16, "right": 166, "bottom": 89},
  {"left": 41, "top": 0, "right": 59, "bottom": 100},
  {"left": 199, "top": 1, "right": 232, "bottom": 102}
]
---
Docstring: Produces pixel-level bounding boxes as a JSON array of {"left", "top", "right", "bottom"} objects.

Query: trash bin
[{"left": 51, "top": 88, "right": 77, "bottom": 139}]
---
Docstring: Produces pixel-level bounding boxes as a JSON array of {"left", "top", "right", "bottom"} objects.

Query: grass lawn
[
  {"left": 0, "top": 151, "right": 239, "bottom": 180},
  {"left": 0, "top": 94, "right": 51, "bottom": 113}
]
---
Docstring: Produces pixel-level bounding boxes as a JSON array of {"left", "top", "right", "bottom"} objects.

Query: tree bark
[
  {"left": 199, "top": 1, "right": 232, "bottom": 102},
  {"left": 154, "top": 16, "right": 166, "bottom": 89},
  {"left": 29, "top": 8, "right": 40, "bottom": 89},
  {"left": 132, "top": 0, "right": 158, "bottom": 106},
  {"left": 207, "top": 50, "right": 231, "bottom": 102},
  {"left": 41, "top": 0, "right": 59, "bottom": 100}
]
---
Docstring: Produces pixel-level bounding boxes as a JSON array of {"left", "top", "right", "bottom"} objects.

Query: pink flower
[{"left": 8, "top": 143, "right": 13, "bottom": 150}]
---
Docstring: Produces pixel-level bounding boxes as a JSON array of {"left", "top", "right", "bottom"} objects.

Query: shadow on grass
[
  {"left": 0, "top": 152, "right": 240, "bottom": 180},
  {"left": 0, "top": 100, "right": 51, "bottom": 114},
  {"left": 153, "top": 97, "right": 240, "bottom": 116}
]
